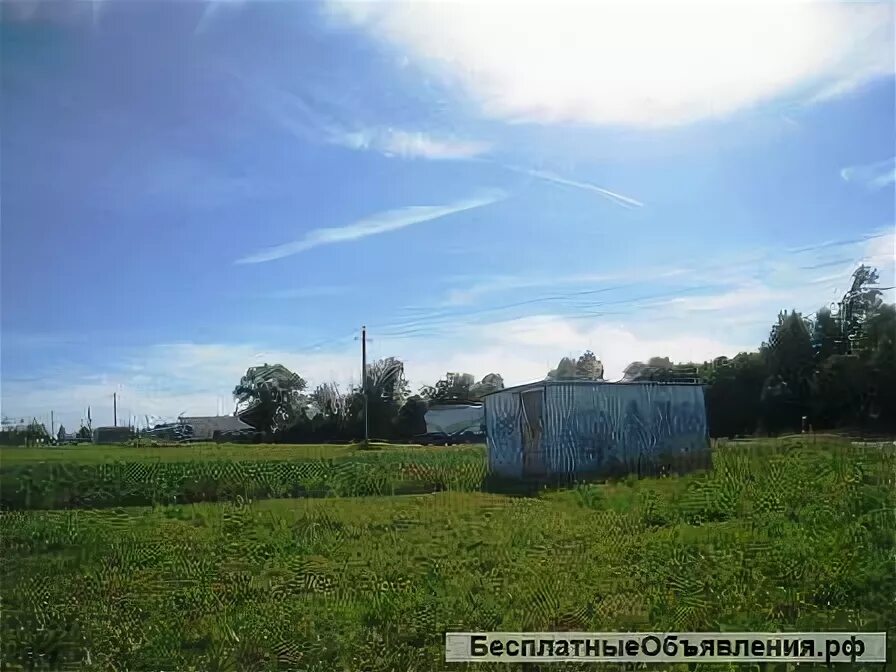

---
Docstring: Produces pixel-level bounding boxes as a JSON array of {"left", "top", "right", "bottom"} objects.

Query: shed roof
[
  {"left": 481, "top": 379, "right": 703, "bottom": 398},
  {"left": 180, "top": 416, "right": 252, "bottom": 431}
]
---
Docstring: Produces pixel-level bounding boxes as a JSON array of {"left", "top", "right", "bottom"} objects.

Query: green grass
[
  {"left": 2, "top": 439, "right": 894, "bottom": 671},
  {"left": 0, "top": 444, "right": 487, "bottom": 510},
  {"left": 0, "top": 441, "right": 448, "bottom": 465}
]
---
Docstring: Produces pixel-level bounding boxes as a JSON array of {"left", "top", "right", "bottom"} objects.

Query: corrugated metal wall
[
  {"left": 485, "top": 385, "right": 528, "bottom": 477},
  {"left": 485, "top": 382, "right": 707, "bottom": 478}
]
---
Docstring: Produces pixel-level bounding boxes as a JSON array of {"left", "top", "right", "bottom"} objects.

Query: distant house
[{"left": 178, "top": 415, "right": 252, "bottom": 441}]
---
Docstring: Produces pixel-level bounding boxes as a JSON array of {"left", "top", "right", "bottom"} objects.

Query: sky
[{"left": 1, "top": 0, "right": 894, "bottom": 431}]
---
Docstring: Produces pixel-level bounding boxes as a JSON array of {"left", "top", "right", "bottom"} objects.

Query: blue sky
[{"left": 1, "top": 0, "right": 894, "bottom": 430}]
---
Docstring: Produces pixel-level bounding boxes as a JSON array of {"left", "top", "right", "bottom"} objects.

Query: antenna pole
[
  {"left": 362, "top": 325, "right": 368, "bottom": 446},
  {"left": 113, "top": 392, "right": 118, "bottom": 427}
]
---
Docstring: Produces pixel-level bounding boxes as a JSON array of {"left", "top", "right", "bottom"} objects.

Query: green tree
[
  {"left": 856, "top": 302, "right": 896, "bottom": 429},
  {"left": 360, "top": 357, "right": 410, "bottom": 438},
  {"left": 840, "top": 265, "right": 884, "bottom": 353},
  {"left": 421, "top": 372, "right": 476, "bottom": 402},
  {"left": 812, "top": 354, "right": 870, "bottom": 428},
  {"left": 760, "top": 310, "right": 814, "bottom": 432},
  {"left": 56, "top": 425, "right": 67, "bottom": 442},
  {"left": 233, "top": 363, "right": 307, "bottom": 435},
  {"left": 811, "top": 306, "right": 842, "bottom": 362},
  {"left": 702, "top": 352, "right": 767, "bottom": 437},
  {"left": 365, "top": 357, "right": 409, "bottom": 407},
  {"left": 547, "top": 357, "right": 578, "bottom": 380},
  {"left": 622, "top": 356, "right": 674, "bottom": 381},
  {"left": 762, "top": 311, "right": 814, "bottom": 391},
  {"left": 575, "top": 350, "right": 604, "bottom": 380},
  {"left": 25, "top": 419, "right": 49, "bottom": 446},
  {"left": 395, "top": 395, "right": 428, "bottom": 438},
  {"left": 307, "top": 382, "right": 351, "bottom": 437},
  {"left": 77, "top": 425, "right": 91, "bottom": 440},
  {"left": 470, "top": 373, "right": 505, "bottom": 399}
]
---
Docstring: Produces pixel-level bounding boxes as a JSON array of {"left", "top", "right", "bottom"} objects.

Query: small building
[
  {"left": 93, "top": 426, "right": 134, "bottom": 444},
  {"left": 178, "top": 415, "right": 252, "bottom": 441},
  {"left": 483, "top": 380, "right": 708, "bottom": 479}
]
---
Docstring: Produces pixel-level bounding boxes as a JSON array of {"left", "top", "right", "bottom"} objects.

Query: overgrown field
[
  {"left": 2, "top": 439, "right": 894, "bottom": 671},
  {"left": 0, "top": 441, "right": 436, "bottom": 465},
  {"left": 0, "top": 444, "right": 486, "bottom": 510}
]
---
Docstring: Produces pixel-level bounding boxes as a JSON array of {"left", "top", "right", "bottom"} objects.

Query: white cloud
[
  {"left": 442, "top": 267, "right": 696, "bottom": 306},
  {"left": 235, "top": 189, "right": 506, "bottom": 263},
  {"left": 501, "top": 164, "right": 643, "bottom": 208},
  {"left": 863, "top": 229, "right": 895, "bottom": 267},
  {"left": 6, "top": 228, "right": 893, "bottom": 431},
  {"left": 262, "top": 286, "right": 351, "bottom": 299},
  {"left": 338, "top": 128, "right": 490, "bottom": 160},
  {"left": 247, "top": 76, "right": 488, "bottom": 161},
  {"left": 327, "top": 0, "right": 894, "bottom": 127},
  {"left": 1, "top": 319, "right": 752, "bottom": 431},
  {"left": 665, "top": 283, "right": 785, "bottom": 312},
  {"left": 439, "top": 229, "right": 894, "bottom": 311},
  {"left": 841, "top": 157, "right": 896, "bottom": 191},
  {"left": 195, "top": 0, "right": 248, "bottom": 35},
  {"left": 444, "top": 272, "right": 623, "bottom": 306}
]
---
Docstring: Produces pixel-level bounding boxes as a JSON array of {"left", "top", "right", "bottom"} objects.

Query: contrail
[{"left": 500, "top": 163, "right": 644, "bottom": 208}]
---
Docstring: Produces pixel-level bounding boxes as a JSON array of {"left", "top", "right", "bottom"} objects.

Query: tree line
[
  {"left": 6, "top": 264, "right": 892, "bottom": 446},
  {"left": 230, "top": 265, "right": 894, "bottom": 442}
]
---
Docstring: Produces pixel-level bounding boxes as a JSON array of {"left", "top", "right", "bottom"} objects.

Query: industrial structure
[{"left": 483, "top": 380, "right": 708, "bottom": 479}]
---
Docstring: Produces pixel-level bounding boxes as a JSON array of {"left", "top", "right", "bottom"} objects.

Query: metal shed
[
  {"left": 483, "top": 380, "right": 708, "bottom": 479},
  {"left": 179, "top": 416, "right": 252, "bottom": 441}
]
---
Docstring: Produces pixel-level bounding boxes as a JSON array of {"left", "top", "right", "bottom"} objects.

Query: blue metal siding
[
  {"left": 485, "top": 382, "right": 707, "bottom": 478},
  {"left": 485, "top": 387, "right": 527, "bottom": 477}
]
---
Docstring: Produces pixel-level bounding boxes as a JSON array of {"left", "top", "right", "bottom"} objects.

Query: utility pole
[
  {"left": 50, "top": 411, "right": 54, "bottom": 438},
  {"left": 361, "top": 325, "right": 368, "bottom": 446},
  {"left": 113, "top": 393, "right": 117, "bottom": 427}
]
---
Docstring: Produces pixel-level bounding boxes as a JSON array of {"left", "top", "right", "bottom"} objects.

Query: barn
[{"left": 482, "top": 380, "right": 708, "bottom": 479}]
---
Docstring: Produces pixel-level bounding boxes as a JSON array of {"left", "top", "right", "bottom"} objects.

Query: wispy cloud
[
  {"left": 262, "top": 286, "right": 351, "bottom": 299},
  {"left": 194, "top": 0, "right": 248, "bottom": 35},
  {"left": 444, "top": 273, "right": 621, "bottom": 306},
  {"left": 664, "top": 283, "right": 785, "bottom": 313},
  {"left": 241, "top": 75, "right": 489, "bottom": 161},
  {"left": 328, "top": 2, "right": 894, "bottom": 128},
  {"left": 6, "top": 229, "right": 893, "bottom": 428},
  {"left": 337, "top": 128, "right": 490, "bottom": 160},
  {"left": 430, "top": 228, "right": 894, "bottom": 328},
  {"left": 502, "top": 164, "right": 643, "bottom": 208},
  {"left": 840, "top": 157, "right": 896, "bottom": 191},
  {"left": 235, "top": 189, "right": 506, "bottom": 264},
  {"left": 441, "top": 268, "right": 686, "bottom": 306}
]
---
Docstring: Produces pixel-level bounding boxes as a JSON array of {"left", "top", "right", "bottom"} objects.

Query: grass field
[
  {"left": 0, "top": 441, "right": 437, "bottom": 465},
  {"left": 2, "top": 439, "right": 894, "bottom": 671},
  {"left": 0, "top": 443, "right": 487, "bottom": 510}
]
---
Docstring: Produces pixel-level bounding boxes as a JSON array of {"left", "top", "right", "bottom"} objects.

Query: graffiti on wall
[{"left": 486, "top": 383, "right": 708, "bottom": 477}]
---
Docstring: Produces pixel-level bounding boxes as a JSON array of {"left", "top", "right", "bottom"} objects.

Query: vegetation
[
  {"left": 2, "top": 438, "right": 893, "bottom": 671},
  {"left": 0, "top": 418, "right": 51, "bottom": 447},
  {"left": 2, "top": 265, "right": 892, "bottom": 670},
  {"left": 0, "top": 444, "right": 486, "bottom": 511},
  {"left": 0, "top": 442, "right": 430, "bottom": 466},
  {"left": 216, "top": 264, "right": 895, "bottom": 445},
  {"left": 4, "top": 266, "right": 887, "bottom": 450}
]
